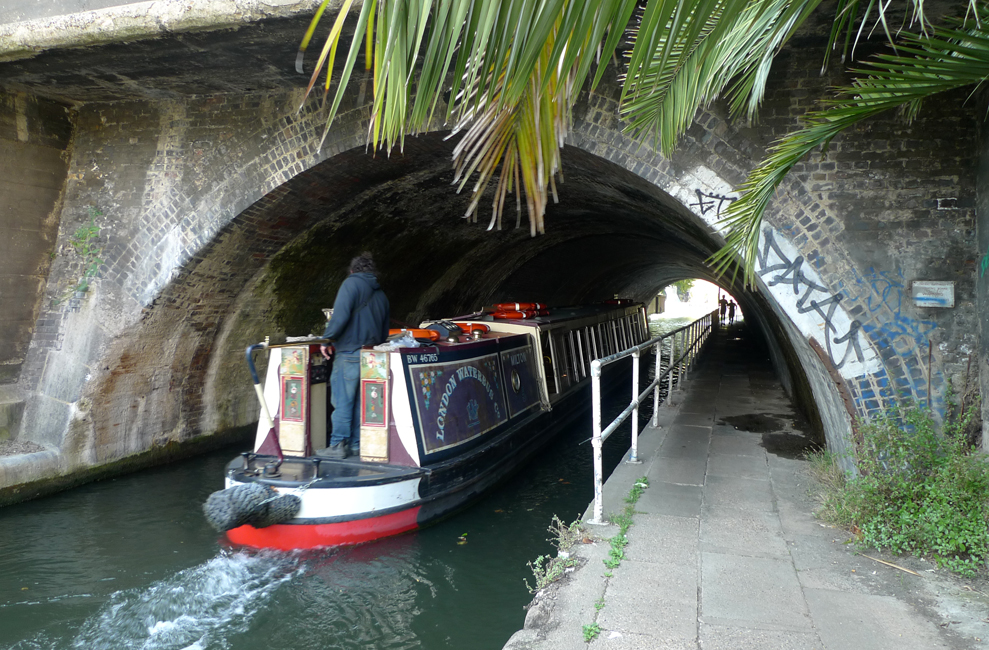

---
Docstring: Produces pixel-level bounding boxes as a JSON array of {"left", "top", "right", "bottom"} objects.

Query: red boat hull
[{"left": 226, "top": 506, "right": 422, "bottom": 550}]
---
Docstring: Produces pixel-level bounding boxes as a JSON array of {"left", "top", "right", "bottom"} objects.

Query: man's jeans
[{"left": 329, "top": 350, "right": 361, "bottom": 448}]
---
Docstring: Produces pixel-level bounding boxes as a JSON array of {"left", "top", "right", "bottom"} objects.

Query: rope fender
[{"left": 203, "top": 482, "right": 301, "bottom": 532}]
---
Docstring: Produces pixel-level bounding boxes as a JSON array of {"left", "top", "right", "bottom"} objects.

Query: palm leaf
[{"left": 711, "top": 7, "right": 989, "bottom": 285}]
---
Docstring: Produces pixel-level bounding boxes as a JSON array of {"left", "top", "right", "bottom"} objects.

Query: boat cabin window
[
  {"left": 541, "top": 333, "right": 557, "bottom": 395},
  {"left": 568, "top": 331, "right": 585, "bottom": 382},
  {"left": 552, "top": 332, "right": 573, "bottom": 392},
  {"left": 575, "top": 329, "right": 589, "bottom": 378},
  {"left": 586, "top": 326, "right": 598, "bottom": 361}
]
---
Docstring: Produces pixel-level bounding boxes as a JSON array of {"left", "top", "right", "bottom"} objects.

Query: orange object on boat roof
[
  {"left": 454, "top": 322, "right": 490, "bottom": 334},
  {"left": 492, "top": 302, "right": 546, "bottom": 312},
  {"left": 389, "top": 328, "right": 441, "bottom": 341},
  {"left": 492, "top": 310, "right": 547, "bottom": 320}
]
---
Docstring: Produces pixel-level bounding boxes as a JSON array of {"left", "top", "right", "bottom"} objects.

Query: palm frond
[
  {"left": 619, "top": 0, "right": 828, "bottom": 155},
  {"left": 711, "top": 7, "right": 989, "bottom": 286},
  {"left": 299, "top": 0, "right": 638, "bottom": 234}
]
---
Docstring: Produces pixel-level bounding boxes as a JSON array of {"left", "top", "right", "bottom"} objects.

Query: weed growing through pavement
[
  {"left": 582, "top": 478, "right": 650, "bottom": 641},
  {"left": 809, "top": 399, "right": 989, "bottom": 577},
  {"left": 582, "top": 623, "right": 601, "bottom": 642},
  {"left": 603, "top": 478, "right": 648, "bottom": 571},
  {"left": 525, "top": 515, "right": 584, "bottom": 593}
]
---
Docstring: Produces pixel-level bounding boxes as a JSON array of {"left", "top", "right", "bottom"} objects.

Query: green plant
[
  {"left": 547, "top": 514, "right": 585, "bottom": 551},
  {"left": 582, "top": 622, "right": 601, "bottom": 642},
  {"left": 603, "top": 477, "right": 648, "bottom": 571},
  {"left": 810, "top": 401, "right": 989, "bottom": 577},
  {"left": 55, "top": 207, "right": 104, "bottom": 304},
  {"left": 524, "top": 515, "right": 585, "bottom": 593},
  {"left": 603, "top": 533, "right": 628, "bottom": 569},
  {"left": 625, "top": 478, "right": 649, "bottom": 504},
  {"left": 594, "top": 597, "right": 605, "bottom": 611}
]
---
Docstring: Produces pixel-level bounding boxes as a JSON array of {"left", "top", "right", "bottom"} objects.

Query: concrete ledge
[
  {"left": 0, "top": 0, "right": 327, "bottom": 62},
  {"left": 0, "top": 449, "right": 62, "bottom": 489},
  {"left": 0, "top": 424, "right": 252, "bottom": 507}
]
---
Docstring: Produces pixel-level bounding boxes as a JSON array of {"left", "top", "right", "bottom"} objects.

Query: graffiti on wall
[
  {"left": 844, "top": 267, "right": 937, "bottom": 350},
  {"left": 755, "top": 227, "right": 881, "bottom": 379},
  {"left": 690, "top": 190, "right": 736, "bottom": 218},
  {"left": 671, "top": 166, "right": 880, "bottom": 380}
]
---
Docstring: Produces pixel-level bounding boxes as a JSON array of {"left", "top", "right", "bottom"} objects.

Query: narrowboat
[{"left": 203, "top": 301, "right": 648, "bottom": 550}]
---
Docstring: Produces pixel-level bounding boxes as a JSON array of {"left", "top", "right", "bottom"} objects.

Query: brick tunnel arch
[
  {"left": 69, "top": 130, "right": 846, "bottom": 476},
  {"left": 25, "top": 79, "right": 937, "bottom": 479}
]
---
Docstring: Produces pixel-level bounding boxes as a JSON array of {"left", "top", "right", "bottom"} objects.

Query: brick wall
[{"left": 0, "top": 90, "right": 71, "bottom": 385}]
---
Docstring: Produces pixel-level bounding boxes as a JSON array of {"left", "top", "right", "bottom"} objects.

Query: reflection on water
[{"left": 0, "top": 318, "right": 696, "bottom": 650}]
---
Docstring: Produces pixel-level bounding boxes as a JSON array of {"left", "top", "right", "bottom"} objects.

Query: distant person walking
[
  {"left": 728, "top": 300, "right": 737, "bottom": 325},
  {"left": 719, "top": 296, "right": 728, "bottom": 325},
  {"left": 319, "top": 252, "right": 390, "bottom": 459}
]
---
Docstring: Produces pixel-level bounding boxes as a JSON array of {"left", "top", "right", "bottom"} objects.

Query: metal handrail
[{"left": 588, "top": 309, "right": 719, "bottom": 525}]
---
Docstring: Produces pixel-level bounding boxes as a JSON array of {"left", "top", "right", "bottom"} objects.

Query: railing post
[
  {"left": 682, "top": 328, "right": 690, "bottom": 382},
  {"left": 652, "top": 339, "right": 661, "bottom": 426},
  {"left": 668, "top": 333, "right": 676, "bottom": 397},
  {"left": 629, "top": 348, "right": 641, "bottom": 463},
  {"left": 590, "top": 359, "right": 605, "bottom": 525},
  {"left": 692, "top": 322, "right": 698, "bottom": 367}
]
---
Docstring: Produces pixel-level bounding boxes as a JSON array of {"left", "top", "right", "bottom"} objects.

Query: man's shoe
[{"left": 317, "top": 442, "right": 349, "bottom": 459}]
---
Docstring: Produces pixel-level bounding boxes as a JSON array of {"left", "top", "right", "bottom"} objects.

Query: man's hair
[{"left": 350, "top": 251, "right": 377, "bottom": 274}]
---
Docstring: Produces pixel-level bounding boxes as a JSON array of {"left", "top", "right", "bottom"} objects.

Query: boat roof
[{"left": 446, "top": 302, "right": 642, "bottom": 327}]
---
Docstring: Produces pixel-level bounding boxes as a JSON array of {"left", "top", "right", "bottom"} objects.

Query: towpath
[{"left": 504, "top": 323, "right": 989, "bottom": 650}]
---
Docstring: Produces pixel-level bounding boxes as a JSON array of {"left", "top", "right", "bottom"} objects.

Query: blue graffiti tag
[{"left": 844, "top": 267, "right": 937, "bottom": 349}]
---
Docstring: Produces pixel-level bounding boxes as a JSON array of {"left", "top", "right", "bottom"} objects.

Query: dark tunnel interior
[{"left": 241, "top": 132, "right": 750, "bottom": 335}]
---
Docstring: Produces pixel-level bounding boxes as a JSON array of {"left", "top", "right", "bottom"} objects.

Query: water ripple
[{"left": 64, "top": 550, "right": 301, "bottom": 650}]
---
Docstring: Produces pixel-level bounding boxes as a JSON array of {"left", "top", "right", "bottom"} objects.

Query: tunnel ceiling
[
  {"left": 0, "top": 3, "right": 945, "bottom": 104},
  {"left": 193, "top": 131, "right": 734, "bottom": 337}
]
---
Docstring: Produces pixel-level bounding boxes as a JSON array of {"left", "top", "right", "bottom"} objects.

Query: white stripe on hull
[{"left": 225, "top": 476, "right": 421, "bottom": 520}]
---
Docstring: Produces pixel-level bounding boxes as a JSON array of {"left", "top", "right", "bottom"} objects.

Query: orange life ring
[
  {"left": 389, "top": 328, "right": 441, "bottom": 341},
  {"left": 492, "top": 302, "right": 546, "bottom": 312},
  {"left": 492, "top": 310, "right": 542, "bottom": 320},
  {"left": 454, "top": 322, "right": 490, "bottom": 334}
]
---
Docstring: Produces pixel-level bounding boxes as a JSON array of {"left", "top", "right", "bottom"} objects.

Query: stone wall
[{"left": 0, "top": 90, "right": 71, "bottom": 448}]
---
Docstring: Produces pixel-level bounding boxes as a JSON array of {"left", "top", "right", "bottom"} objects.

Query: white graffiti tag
[{"left": 756, "top": 227, "right": 880, "bottom": 379}]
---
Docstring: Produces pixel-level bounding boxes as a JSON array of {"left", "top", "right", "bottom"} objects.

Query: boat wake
[{"left": 66, "top": 550, "right": 302, "bottom": 650}]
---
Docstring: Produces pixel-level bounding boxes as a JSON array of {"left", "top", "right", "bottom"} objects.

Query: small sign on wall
[{"left": 912, "top": 281, "right": 954, "bottom": 308}]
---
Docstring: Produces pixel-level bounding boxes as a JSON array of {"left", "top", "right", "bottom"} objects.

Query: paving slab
[
  {"left": 699, "top": 505, "right": 789, "bottom": 558},
  {"left": 709, "top": 431, "right": 763, "bottom": 456},
  {"left": 624, "top": 515, "right": 699, "bottom": 563},
  {"left": 649, "top": 456, "right": 707, "bottom": 486},
  {"left": 657, "top": 441, "right": 710, "bottom": 462},
  {"left": 635, "top": 481, "right": 702, "bottom": 518},
  {"left": 673, "top": 412, "right": 716, "bottom": 427},
  {"left": 598, "top": 559, "right": 698, "bottom": 640},
  {"left": 701, "top": 551, "right": 812, "bottom": 629},
  {"left": 706, "top": 449, "right": 769, "bottom": 480},
  {"left": 805, "top": 588, "right": 952, "bottom": 650},
  {"left": 703, "top": 474, "right": 775, "bottom": 512},
  {"left": 698, "top": 622, "right": 823, "bottom": 650}
]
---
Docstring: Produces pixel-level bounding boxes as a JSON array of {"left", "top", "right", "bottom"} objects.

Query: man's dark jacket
[{"left": 322, "top": 272, "right": 390, "bottom": 353}]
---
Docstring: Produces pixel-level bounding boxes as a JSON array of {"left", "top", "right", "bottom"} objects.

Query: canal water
[{"left": 1, "top": 319, "right": 692, "bottom": 650}]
